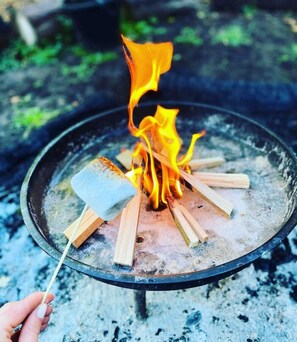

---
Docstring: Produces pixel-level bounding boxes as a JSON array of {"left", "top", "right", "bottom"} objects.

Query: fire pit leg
[{"left": 133, "top": 290, "right": 148, "bottom": 320}]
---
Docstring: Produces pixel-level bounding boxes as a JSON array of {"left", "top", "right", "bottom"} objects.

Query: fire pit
[{"left": 21, "top": 102, "right": 297, "bottom": 291}]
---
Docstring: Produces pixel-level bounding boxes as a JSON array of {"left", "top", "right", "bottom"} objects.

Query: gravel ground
[
  {"left": 0, "top": 2, "right": 297, "bottom": 341},
  {"left": 0, "top": 189, "right": 296, "bottom": 341}
]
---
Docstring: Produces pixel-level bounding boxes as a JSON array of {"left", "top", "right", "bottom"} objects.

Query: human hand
[{"left": 0, "top": 292, "right": 54, "bottom": 342}]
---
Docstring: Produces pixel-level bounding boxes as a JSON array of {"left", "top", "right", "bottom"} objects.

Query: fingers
[
  {"left": 18, "top": 303, "right": 48, "bottom": 342},
  {"left": 44, "top": 304, "right": 53, "bottom": 319},
  {"left": 0, "top": 292, "right": 54, "bottom": 330},
  {"left": 11, "top": 302, "right": 54, "bottom": 342}
]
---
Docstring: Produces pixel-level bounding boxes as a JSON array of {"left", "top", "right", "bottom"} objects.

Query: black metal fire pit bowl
[{"left": 21, "top": 102, "right": 297, "bottom": 291}]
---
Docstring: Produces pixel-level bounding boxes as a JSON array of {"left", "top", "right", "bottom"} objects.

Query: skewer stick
[
  {"left": 113, "top": 173, "right": 142, "bottom": 267},
  {"left": 193, "top": 172, "right": 250, "bottom": 189},
  {"left": 189, "top": 157, "right": 225, "bottom": 170},
  {"left": 42, "top": 204, "right": 88, "bottom": 303},
  {"left": 167, "top": 198, "right": 199, "bottom": 248},
  {"left": 174, "top": 201, "right": 208, "bottom": 243},
  {"left": 140, "top": 144, "right": 233, "bottom": 217},
  {"left": 64, "top": 208, "right": 104, "bottom": 248}
]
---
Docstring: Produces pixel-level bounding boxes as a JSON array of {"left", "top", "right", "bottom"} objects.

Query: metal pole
[{"left": 133, "top": 290, "right": 148, "bottom": 319}]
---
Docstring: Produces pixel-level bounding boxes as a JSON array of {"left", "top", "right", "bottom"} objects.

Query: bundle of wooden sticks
[{"left": 64, "top": 147, "right": 250, "bottom": 267}]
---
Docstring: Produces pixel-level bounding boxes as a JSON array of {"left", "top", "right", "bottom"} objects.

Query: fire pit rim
[{"left": 20, "top": 101, "right": 297, "bottom": 291}]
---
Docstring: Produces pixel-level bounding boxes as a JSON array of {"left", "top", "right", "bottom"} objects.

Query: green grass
[
  {"left": 0, "top": 40, "right": 63, "bottom": 72},
  {"left": 242, "top": 4, "right": 258, "bottom": 20},
  {"left": 174, "top": 27, "right": 203, "bottom": 46},
  {"left": 12, "top": 101, "right": 60, "bottom": 137},
  {"left": 212, "top": 24, "right": 252, "bottom": 47},
  {"left": 279, "top": 44, "right": 297, "bottom": 63},
  {"left": 120, "top": 16, "right": 167, "bottom": 40},
  {"left": 0, "top": 15, "right": 73, "bottom": 73},
  {"left": 61, "top": 49, "right": 118, "bottom": 81},
  {"left": 11, "top": 94, "right": 76, "bottom": 137}
]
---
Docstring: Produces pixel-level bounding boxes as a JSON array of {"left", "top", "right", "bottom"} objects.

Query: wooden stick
[
  {"left": 42, "top": 204, "right": 88, "bottom": 303},
  {"left": 188, "top": 157, "right": 225, "bottom": 170},
  {"left": 167, "top": 198, "right": 199, "bottom": 248},
  {"left": 180, "top": 170, "right": 233, "bottom": 217},
  {"left": 193, "top": 172, "right": 250, "bottom": 189},
  {"left": 113, "top": 171, "right": 142, "bottom": 267},
  {"left": 64, "top": 208, "right": 104, "bottom": 248},
  {"left": 116, "top": 149, "right": 133, "bottom": 170},
  {"left": 140, "top": 144, "right": 233, "bottom": 217},
  {"left": 174, "top": 201, "right": 208, "bottom": 243}
]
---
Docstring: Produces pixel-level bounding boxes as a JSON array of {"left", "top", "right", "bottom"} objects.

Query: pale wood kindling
[
  {"left": 113, "top": 172, "right": 142, "bottom": 267},
  {"left": 193, "top": 172, "right": 250, "bottom": 189},
  {"left": 64, "top": 208, "right": 104, "bottom": 248},
  {"left": 140, "top": 144, "right": 234, "bottom": 217},
  {"left": 180, "top": 170, "right": 233, "bottom": 217},
  {"left": 168, "top": 198, "right": 205, "bottom": 247},
  {"left": 174, "top": 201, "right": 208, "bottom": 243},
  {"left": 116, "top": 149, "right": 133, "bottom": 170},
  {"left": 189, "top": 157, "right": 225, "bottom": 170}
]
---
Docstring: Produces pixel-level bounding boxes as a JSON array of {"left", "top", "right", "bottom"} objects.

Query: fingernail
[{"left": 37, "top": 304, "right": 47, "bottom": 319}]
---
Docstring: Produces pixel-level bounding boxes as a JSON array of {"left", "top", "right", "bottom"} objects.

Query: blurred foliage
[
  {"left": 12, "top": 95, "right": 60, "bottom": 137},
  {"left": 0, "top": 16, "right": 73, "bottom": 72},
  {"left": 61, "top": 48, "right": 118, "bottom": 81},
  {"left": 0, "top": 40, "right": 63, "bottom": 72},
  {"left": 242, "top": 4, "right": 258, "bottom": 20},
  {"left": 0, "top": 14, "right": 118, "bottom": 84},
  {"left": 279, "top": 44, "right": 297, "bottom": 63},
  {"left": 174, "top": 27, "right": 203, "bottom": 46},
  {"left": 212, "top": 24, "right": 252, "bottom": 47},
  {"left": 120, "top": 16, "right": 167, "bottom": 40}
]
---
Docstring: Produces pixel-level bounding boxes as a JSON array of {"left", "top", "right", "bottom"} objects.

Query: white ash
[{"left": 43, "top": 113, "right": 290, "bottom": 277}]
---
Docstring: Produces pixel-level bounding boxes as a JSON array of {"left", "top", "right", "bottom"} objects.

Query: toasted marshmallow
[{"left": 71, "top": 157, "right": 137, "bottom": 221}]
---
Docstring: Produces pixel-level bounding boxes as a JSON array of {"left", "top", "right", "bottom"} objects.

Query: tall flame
[{"left": 122, "top": 35, "right": 205, "bottom": 209}]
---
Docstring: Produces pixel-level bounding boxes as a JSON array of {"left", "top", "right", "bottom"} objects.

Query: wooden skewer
[
  {"left": 174, "top": 200, "right": 208, "bottom": 243},
  {"left": 64, "top": 208, "right": 104, "bottom": 248},
  {"left": 193, "top": 172, "right": 250, "bottom": 189},
  {"left": 42, "top": 204, "right": 88, "bottom": 303},
  {"left": 140, "top": 144, "right": 233, "bottom": 217},
  {"left": 116, "top": 149, "right": 133, "bottom": 170},
  {"left": 168, "top": 198, "right": 199, "bottom": 248},
  {"left": 188, "top": 157, "right": 225, "bottom": 170},
  {"left": 113, "top": 173, "right": 142, "bottom": 267}
]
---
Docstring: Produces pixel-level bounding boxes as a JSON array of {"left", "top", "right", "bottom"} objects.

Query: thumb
[{"left": 18, "top": 303, "right": 48, "bottom": 342}]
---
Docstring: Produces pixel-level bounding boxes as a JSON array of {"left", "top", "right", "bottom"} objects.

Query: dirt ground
[{"left": 0, "top": 1, "right": 297, "bottom": 180}]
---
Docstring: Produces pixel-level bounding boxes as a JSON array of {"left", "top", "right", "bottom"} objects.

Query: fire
[{"left": 122, "top": 35, "right": 205, "bottom": 209}]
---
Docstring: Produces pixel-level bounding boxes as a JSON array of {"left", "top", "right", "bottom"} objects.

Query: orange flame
[{"left": 122, "top": 35, "right": 205, "bottom": 209}]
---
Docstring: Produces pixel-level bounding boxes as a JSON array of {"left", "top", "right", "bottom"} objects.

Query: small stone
[
  {"left": 289, "top": 285, "right": 297, "bottom": 302},
  {"left": 238, "top": 314, "right": 249, "bottom": 322},
  {"left": 186, "top": 310, "right": 202, "bottom": 326},
  {"left": 0, "top": 276, "right": 10, "bottom": 288},
  {"left": 10, "top": 96, "right": 20, "bottom": 104},
  {"left": 155, "top": 328, "right": 163, "bottom": 336}
]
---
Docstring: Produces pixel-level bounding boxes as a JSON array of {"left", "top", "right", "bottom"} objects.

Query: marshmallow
[{"left": 71, "top": 157, "right": 137, "bottom": 221}]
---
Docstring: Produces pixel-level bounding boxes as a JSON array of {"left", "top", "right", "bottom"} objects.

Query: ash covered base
[{"left": 22, "top": 103, "right": 297, "bottom": 289}]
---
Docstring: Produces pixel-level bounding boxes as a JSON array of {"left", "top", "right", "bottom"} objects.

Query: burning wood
[
  {"left": 140, "top": 144, "right": 234, "bottom": 217},
  {"left": 62, "top": 35, "right": 250, "bottom": 267}
]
